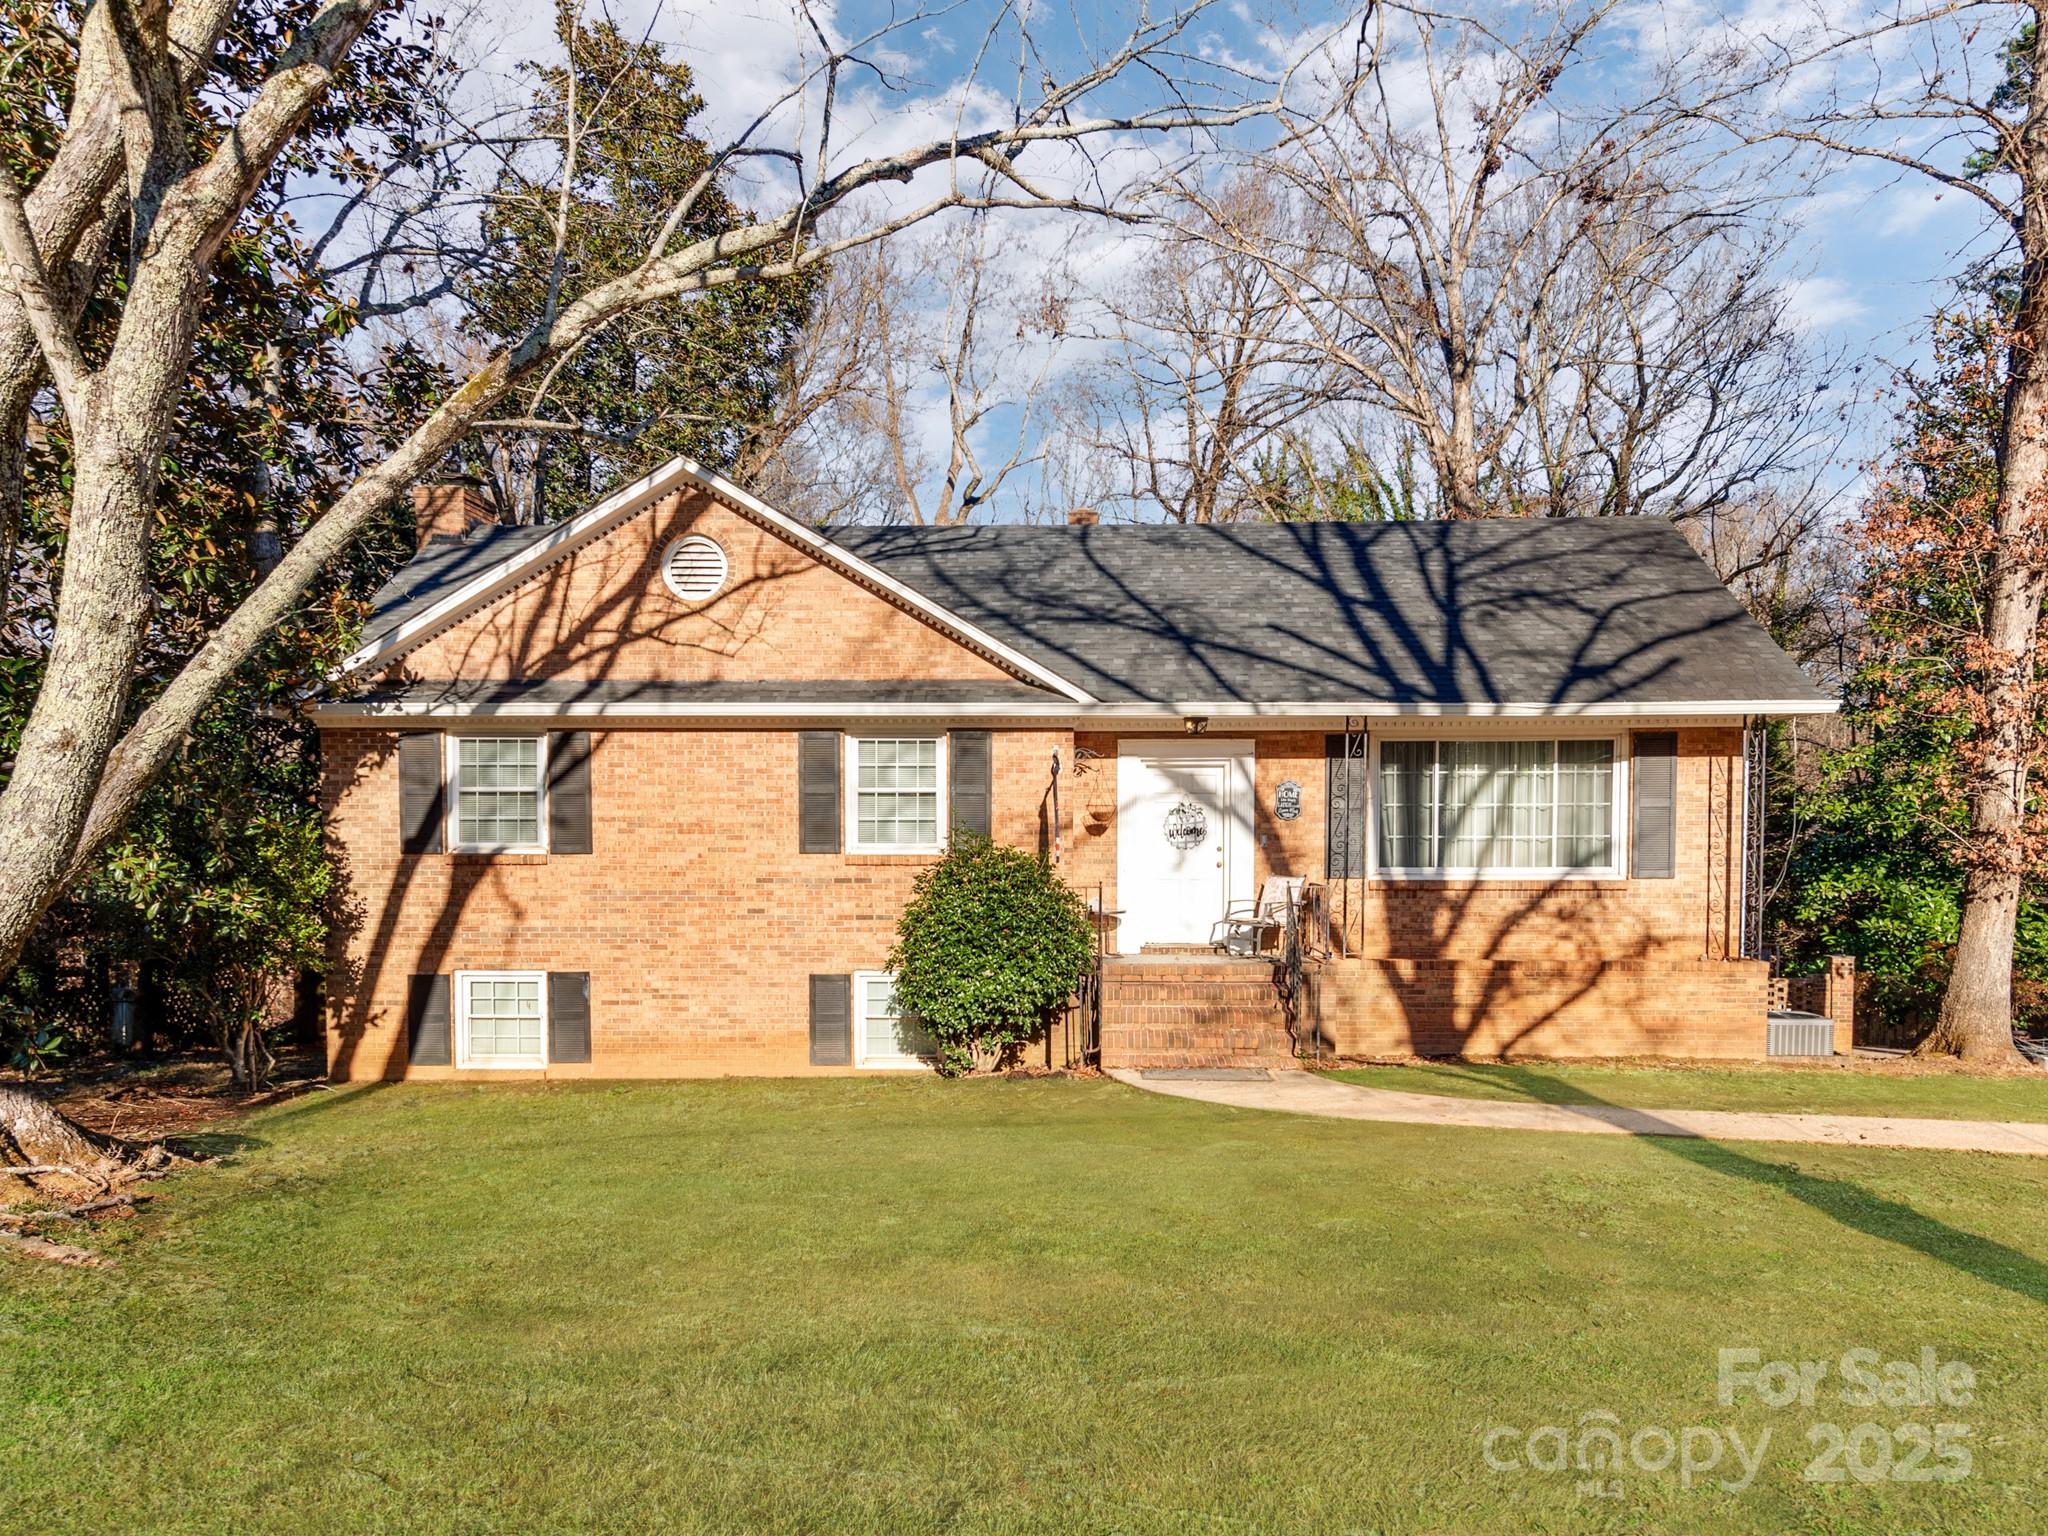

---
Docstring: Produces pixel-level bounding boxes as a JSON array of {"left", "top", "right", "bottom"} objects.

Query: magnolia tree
[{"left": 0, "top": 0, "right": 1327, "bottom": 1173}]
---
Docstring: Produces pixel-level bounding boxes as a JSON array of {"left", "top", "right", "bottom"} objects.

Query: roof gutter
[{"left": 305, "top": 695, "right": 1841, "bottom": 726}]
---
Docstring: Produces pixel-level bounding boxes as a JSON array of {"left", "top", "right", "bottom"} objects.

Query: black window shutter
[
  {"left": 548, "top": 731, "right": 593, "bottom": 854},
  {"left": 1632, "top": 732, "right": 1678, "bottom": 880},
  {"left": 407, "top": 973, "right": 450, "bottom": 1066},
  {"left": 398, "top": 731, "right": 444, "bottom": 854},
  {"left": 809, "top": 974, "right": 851, "bottom": 1065},
  {"left": 548, "top": 971, "right": 591, "bottom": 1063},
  {"left": 1324, "top": 732, "right": 1366, "bottom": 879},
  {"left": 798, "top": 731, "right": 841, "bottom": 853},
  {"left": 950, "top": 731, "right": 992, "bottom": 838}
]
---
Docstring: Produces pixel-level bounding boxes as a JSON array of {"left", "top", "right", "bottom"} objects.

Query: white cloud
[
  {"left": 1781, "top": 275, "right": 1866, "bottom": 332},
  {"left": 1876, "top": 180, "right": 1952, "bottom": 238}
]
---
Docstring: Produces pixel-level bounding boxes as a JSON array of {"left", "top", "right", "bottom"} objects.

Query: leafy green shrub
[
  {"left": 4, "top": 1005, "right": 65, "bottom": 1077},
  {"left": 888, "top": 833, "right": 1094, "bottom": 1075},
  {"left": 85, "top": 702, "right": 331, "bottom": 1087}
]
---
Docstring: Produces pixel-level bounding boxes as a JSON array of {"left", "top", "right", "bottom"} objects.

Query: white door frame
[{"left": 1114, "top": 738, "right": 1256, "bottom": 954}]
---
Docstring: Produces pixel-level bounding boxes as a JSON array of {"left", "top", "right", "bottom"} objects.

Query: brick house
[{"left": 311, "top": 457, "right": 1836, "bottom": 1081}]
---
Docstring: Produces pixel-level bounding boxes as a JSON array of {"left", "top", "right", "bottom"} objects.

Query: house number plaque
[
  {"left": 1163, "top": 800, "right": 1208, "bottom": 851},
  {"left": 1275, "top": 781, "right": 1302, "bottom": 821}
]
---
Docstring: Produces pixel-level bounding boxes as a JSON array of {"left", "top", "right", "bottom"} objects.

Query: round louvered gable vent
[{"left": 661, "top": 534, "right": 728, "bottom": 602}]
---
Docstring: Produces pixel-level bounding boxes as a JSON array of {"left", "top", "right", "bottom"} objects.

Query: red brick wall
[
  {"left": 324, "top": 721, "right": 1767, "bottom": 1075},
  {"left": 322, "top": 726, "right": 1075, "bottom": 1080},
  {"left": 1320, "top": 956, "right": 1770, "bottom": 1059},
  {"left": 1067, "top": 726, "right": 1763, "bottom": 1060},
  {"left": 388, "top": 489, "right": 1013, "bottom": 684}
]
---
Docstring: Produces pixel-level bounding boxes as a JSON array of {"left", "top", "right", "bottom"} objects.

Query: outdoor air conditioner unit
[{"left": 1766, "top": 1013, "right": 1835, "bottom": 1058}]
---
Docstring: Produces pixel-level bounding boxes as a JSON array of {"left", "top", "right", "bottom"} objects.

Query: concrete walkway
[{"left": 1108, "top": 1068, "right": 2048, "bottom": 1156}]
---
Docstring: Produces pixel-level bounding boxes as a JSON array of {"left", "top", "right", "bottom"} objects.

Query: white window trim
[
  {"left": 844, "top": 734, "right": 949, "bottom": 855},
  {"left": 454, "top": 969, "right": 549, "bottom": 1070},
  {"left": 445, "top": 733, "right": 550, "bottom": 854},
  {"left": 1367, "top": 733, "right": 1630, "bottom": 881},
  {"left": 852, "top": 970, "right": 937, "bottom": 1071}
]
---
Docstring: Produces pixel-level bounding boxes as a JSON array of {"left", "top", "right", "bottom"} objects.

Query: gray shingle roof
[
  {"left": 357, "top": 523, "right": 561, "bottom": 656},
  {"left": 353, "top": 513, "right": 1827, "bottom": 710},
  {"left": 828, "top": 519, "right": 1825, "bottom": 707}
]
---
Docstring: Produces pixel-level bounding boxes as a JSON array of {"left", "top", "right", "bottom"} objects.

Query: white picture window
[
  {"left": 450, "top": 736, "right": 546, "bottom": 851},
  {"left": 847, "top": 736, "right": 946, "bottom": 853},
  {"left": 456, "top": 971, "right": 547, "bottom": 1069},
  {"left": 1374, "top": 738, "right": 1623, "bottom": 878},
  {"left": 854, "top": 972, "right": 937, "bottom": 1070}
]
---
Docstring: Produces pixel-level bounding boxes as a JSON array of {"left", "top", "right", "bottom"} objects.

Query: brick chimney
[
  {"left": 412, "top": 481, "right": 497, "bottom": 550},
  {"left": 1067, "top": 507, "right": 1100, "bottom": 527}
]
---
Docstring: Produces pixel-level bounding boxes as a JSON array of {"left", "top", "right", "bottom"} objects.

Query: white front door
[{"left": 1115, "top": 740, "right": 1255, "bottom": 952}]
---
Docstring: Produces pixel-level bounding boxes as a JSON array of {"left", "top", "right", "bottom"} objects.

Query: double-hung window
[
  {"left": 854, "top": 972, "right": 937, "bottom": 1069},
  {"left": 846, "top": 736, "right": 946, "bottom": 853},
  {"left": 456, "top": 970, "right": 547, "bottom": 1069},
  {"left": 1375, "top": 738, "right": 1621, "bottom": 877},
  {"left": 450, "top": 736, "right": 546, "bottom": 852}
]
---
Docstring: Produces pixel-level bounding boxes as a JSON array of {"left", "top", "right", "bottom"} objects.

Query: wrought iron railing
[
  {"left": 1742, "top": 722, "right": 1768, "bottom": 960},
  {"left": 1275, "top": 880, "right": 1331, "bottom": 1063},
  {"left": 1064, "top": 882, "right": 1110, "bottom": 1067},
  {"left": 1327, "top": 718, "right": 1367, "bottom": 958}
]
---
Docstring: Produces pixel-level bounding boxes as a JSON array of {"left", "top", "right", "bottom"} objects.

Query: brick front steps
[{"left": 1098, "top": 954, "right": 1299, "bottom": 1071}]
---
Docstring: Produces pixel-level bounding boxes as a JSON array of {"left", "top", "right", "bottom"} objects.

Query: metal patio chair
[{"left": 1214, "top": 876, "right": 1306, "bottom": 957}]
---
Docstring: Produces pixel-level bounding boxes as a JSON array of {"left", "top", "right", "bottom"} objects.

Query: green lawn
[
  {"left": 5, "top": 1077, "right": 2047, "bottom": 1534},
  {"left": 1321, "top": 1060, "right": 2048, "bottom": 1122}
]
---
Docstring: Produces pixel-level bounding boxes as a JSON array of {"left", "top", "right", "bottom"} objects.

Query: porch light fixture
[{"left": 1183, "top": 716, "right": 1209, "bottom": 736}]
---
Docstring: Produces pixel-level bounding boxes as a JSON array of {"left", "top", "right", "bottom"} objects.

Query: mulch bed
[{"left": 4, "top": 1047, "right": 327, "bottom": 1143}]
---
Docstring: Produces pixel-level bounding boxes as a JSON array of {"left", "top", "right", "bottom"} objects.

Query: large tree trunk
[
  {"left": 1442, "top": 366, "right": 1485, "bottom": 519},
  {"left": 1921, "top": 20, "right": 2048, "bottom": 1067},
  {"left": 0, "top": 442, "right": 156, "bottom": 978},
  {"left": 0, "top": 1082, "right": 141, "bottom": 1194}
]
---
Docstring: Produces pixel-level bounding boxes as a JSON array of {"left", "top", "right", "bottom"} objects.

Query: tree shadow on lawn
[
  {"left": 228, "top": 1080, "right": 394, "bottom": 1134},
  {"left": 1417, "top": 1062, "right": 1611, "bottom": 1104},
  {"left": 1455, "top": 1065, "right": 2048, "bottom": 1309},
  {"left": 168, "top": 1130, "right": 268, "bottom": 1163}
]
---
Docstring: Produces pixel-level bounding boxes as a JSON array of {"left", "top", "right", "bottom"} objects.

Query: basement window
[
  {"left": 456, "top": 971, "right": 547, "bottom": 1069},
  {"left": 853, "top": 972, "right": 938, "bottom": 1070}
]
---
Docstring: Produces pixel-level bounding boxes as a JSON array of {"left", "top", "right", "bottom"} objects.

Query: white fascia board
[
  {"left": 1164, "top": 698, "right": 1840, "bottom": 719},
  {"left": 306, "top": 695, "right": 1838, "bottom": 726},
  {"left": 335, "top": 457, "right": 697, "bottom": 677},
  {"left": 336, "top": 455, "right": 1098, "bottom": 704}
]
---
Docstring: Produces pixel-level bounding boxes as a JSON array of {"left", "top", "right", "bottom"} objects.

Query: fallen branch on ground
[
  {"left": 0, "top": 1192, "right": 151, "bottom": 1227},
  {"left": 0, "top": 1231, "right": 110, "bottom": 1267}
]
